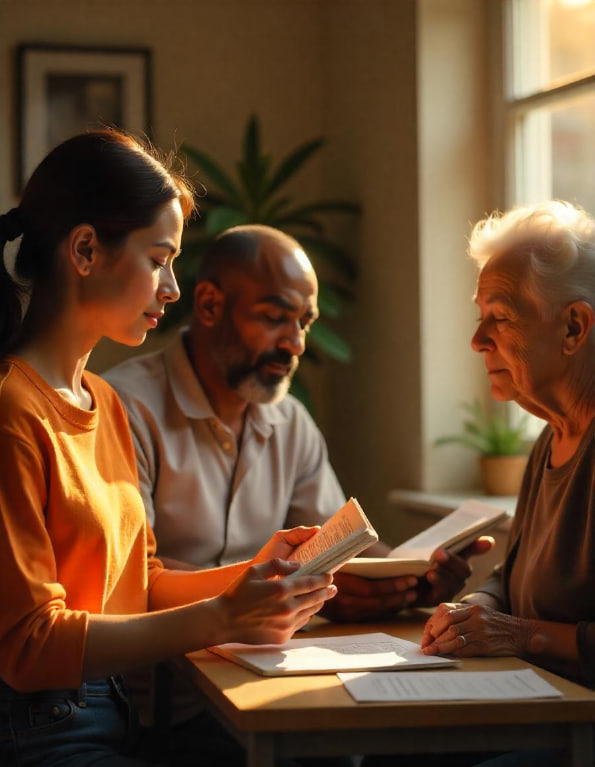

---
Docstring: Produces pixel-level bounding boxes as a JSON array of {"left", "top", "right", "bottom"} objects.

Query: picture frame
[{"left": 16, "top": 44, "right": 152, "bottom": 191}]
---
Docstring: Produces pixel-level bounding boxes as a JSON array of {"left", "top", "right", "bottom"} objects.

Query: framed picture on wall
[{"left": 16, "top": 44, "right": 152, "bottom": 191}]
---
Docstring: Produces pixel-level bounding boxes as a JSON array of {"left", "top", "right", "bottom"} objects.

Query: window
[{"left": 503, "top": 0, "right": 595, "bottom": 436}]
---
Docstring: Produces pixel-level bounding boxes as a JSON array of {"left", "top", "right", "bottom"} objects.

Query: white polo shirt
[{"left": 103, "top": 329, "right": 345, "bottom": 568}]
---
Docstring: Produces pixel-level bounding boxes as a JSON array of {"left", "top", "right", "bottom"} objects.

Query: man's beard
[
  {"left": 212, "top": 320, "right": 299, "bottom": 404},
  {"left": 230, "top": 349, "right": 298, "bottom": 404}
]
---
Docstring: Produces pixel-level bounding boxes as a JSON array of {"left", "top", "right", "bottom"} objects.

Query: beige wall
[
  {"left": 320, "top": 1, "right": 423, "bottom": 539},
  {"left": 419, "top": 0, "right": 493, "bottom": 494},
  {"left": 0, "top": 0, "right": 495, "bottom": 543}
]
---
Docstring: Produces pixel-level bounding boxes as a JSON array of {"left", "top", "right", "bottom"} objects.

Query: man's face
[{"left": 211, "top": 241, "right": 319, "bottom": 404}]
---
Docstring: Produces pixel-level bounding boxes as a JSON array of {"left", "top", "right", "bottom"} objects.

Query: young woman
[{"left": 0, "top": 130, "right": 336, "bottom": 766}]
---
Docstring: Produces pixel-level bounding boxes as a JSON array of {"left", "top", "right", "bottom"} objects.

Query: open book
[
  {"left": 286, "top": 497, "right": 378, "bottom": 577},
  {"left": 340, "top": 499, "right": 508, "bottom": 579},
  {"left": 209, "top": 631, "right": 459, "bottom": 676}
]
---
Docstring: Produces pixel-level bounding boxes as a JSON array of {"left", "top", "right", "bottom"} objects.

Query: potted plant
[
  {"left": 435, "top": 400, "right": 532, "bottom": 496},
  {"left": 159, "top": 114, "right": 360, "bottom": 412}
]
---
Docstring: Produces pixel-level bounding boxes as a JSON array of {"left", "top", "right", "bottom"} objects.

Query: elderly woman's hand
[{"left": 420, "top": 601, "right": 530, "bottom": 657}]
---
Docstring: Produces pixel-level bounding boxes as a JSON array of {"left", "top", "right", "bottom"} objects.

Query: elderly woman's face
[{"left": 471, "top": 252, "right": 564, "bottom": 407}]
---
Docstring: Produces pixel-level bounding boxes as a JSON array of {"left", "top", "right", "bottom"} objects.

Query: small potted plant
[{"left": 435, "top": 400, "right": 532, "bottom": 496}]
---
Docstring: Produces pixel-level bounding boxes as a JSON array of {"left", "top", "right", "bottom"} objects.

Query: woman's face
[
  {"left": 87, "top": 198, "right": 183, "bottom": 346},
  {"left": 471, "top": 252, "right": 565, "bottom": 411}
]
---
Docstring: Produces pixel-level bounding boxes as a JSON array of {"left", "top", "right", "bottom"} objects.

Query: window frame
[{"left": 494, "top": 1, "right": 595, "bottom": 437}]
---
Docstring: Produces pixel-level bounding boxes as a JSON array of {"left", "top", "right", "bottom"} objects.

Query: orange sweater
[{"left": 0, "top": 357, "right": 164, "bottom": 692}]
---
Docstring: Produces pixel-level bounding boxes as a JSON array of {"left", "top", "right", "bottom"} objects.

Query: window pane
[
  {"left": 511, "top": 0, "right": 595, "bottom": 98},
  {"left": 515, "top": 91, "right": 595, "bottom": 216}
]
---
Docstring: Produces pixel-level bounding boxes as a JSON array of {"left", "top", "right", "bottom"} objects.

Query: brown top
[{"left": 477, "top": 417, "right": 595, "bottom": 686}]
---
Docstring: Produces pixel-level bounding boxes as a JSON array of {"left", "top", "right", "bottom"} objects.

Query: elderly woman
[{"left": 417, "top": 200, "right": 595, "bottom": 767}]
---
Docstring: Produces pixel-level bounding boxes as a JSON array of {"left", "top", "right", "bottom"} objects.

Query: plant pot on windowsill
[
  {"left": 479, "top": 454, "right": 528, "bottom": 496},
  {"left": 435, "top": 400, "right": 532, "bottom": 497}
]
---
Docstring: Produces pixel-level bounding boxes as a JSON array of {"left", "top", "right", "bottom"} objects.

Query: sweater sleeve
[
  {"left": 469, "top": 563, "right": 509, "bottom": 611},
  {"left": 0, "top": 432, "right": 88, "bottom": 691}
]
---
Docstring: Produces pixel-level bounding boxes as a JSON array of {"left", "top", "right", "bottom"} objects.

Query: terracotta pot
[{"left": 479, "top": 455, "right": 528, "bottom": 496}]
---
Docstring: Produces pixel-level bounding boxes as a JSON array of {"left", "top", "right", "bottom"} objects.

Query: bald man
[
  {"left": 105, "top": 225, "right": 357, "bottom": 572},
  {"left": 105, "top": 222, "right": 485, "bottom": 614},
  {"left": 104, "top": 225, "right": 488, "bottom": 762}
]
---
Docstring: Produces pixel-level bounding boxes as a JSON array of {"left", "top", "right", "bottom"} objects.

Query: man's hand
[
  {"left": 414, "top": 536, "right": 495, "bottom": 607},
  {"left": 321, "top": 536, "right": 494, "bottom": 622},
  {"left": 319, "top": 571, "right": 419, "bottom": 622}
]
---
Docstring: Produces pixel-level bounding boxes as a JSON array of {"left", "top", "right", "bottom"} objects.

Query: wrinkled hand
[
  {"left": 216, "top": 559, "right": 336, "bottom": 645},
  {"left": 253, "top": 526, "right": 320, "bottom": 564},
  {"left": 420, "top": 600, "right": 528, "bottom": 657},
  {"left": 320, "top": 571, "right": 419, "bottom": 622},
  {"left": 415, "top": 536, "right": 495, "bottom": 608}
]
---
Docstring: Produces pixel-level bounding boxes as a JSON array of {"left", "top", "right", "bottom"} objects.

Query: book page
[
  {"left": 389, "top": 500, "right": 507, "bottom": 561},
  {"left": 339, "top": 668, "right": 562, "bottom": 702},
  {"left": 209, "top": 632, "right": 459, "bottom": 676},
  {"left": 288, "top": 497, "right": 376, "bottom": 566}
]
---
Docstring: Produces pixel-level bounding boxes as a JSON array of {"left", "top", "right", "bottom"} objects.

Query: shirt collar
[{"left": 164, "top": 329, "right": 289, "bottom": 431}]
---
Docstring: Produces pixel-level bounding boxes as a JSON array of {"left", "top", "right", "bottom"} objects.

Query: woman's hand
[
  {"left": 252, "top": 526, "right": 320, "bottom": 564},
  {"left": 420, "top": 601, "right": 530, "bottom": 657},
  {"left": 213, "top": 558, "right": 337, "bottom": 645}
]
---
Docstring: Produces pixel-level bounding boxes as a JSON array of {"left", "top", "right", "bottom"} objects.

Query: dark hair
[{"left": 0, "top": 129, "right": 195, "bottom": 356}]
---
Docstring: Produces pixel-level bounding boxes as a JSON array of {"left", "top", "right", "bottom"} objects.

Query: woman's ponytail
[{"left": 0, "top": 208, "right": 25, "bottom": 358}]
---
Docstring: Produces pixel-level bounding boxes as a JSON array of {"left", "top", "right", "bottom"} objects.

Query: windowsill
[{"left": 387, "top": 489, "right": 516, "bottom": 530}]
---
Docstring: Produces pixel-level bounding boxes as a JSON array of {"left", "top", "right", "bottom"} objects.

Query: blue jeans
[{"left": 0, "top": 676, "right": 161, "bottom": 766}]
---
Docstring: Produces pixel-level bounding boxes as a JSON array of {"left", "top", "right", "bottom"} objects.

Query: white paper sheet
[
  {"left": 338, "top": 668, "right": 563, "bottom": 702},
  {"left": 209, "top": 632, "right": 459, "bottom": 676}
]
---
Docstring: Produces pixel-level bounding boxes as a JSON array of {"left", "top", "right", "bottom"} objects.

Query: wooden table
[{"left": 182, "top": 613, "right": 595, "bottom": 766}]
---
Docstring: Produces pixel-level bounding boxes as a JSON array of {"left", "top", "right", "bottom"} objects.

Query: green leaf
[
  {"left": 308, "top": 321, "right": 352, "bottom": 363},
  {"left": 260, "top": 196, "right": 293, "bottom": 223},
  {"left": 279, "top": 200, "right": 362, "bottom": 221},
  {"left": 197, "top": 189, "right": 228, "bottom": 208},
  {"left": 317, "top": 283, "right": 344, "bottom": 319},
  {"left": 205, "top": 206, "right": 249, "bottom": 235},
  {"left": 166, "top": 117, "right": 362, "bottom": 409},
  {"left": 238, "top": 116, "right": 274, "bottom": 213},
  {"left": 174, "top": 242, "right": 208, "bottom": 281},
  {"left": 237, "top": 155, "right": 271, "bottom": 214},
  {"left": 182, "top": 143, "right": 243, "bottom": 206},
  {"left": 297, "top": 235, "right": 358, "bottom": 280},
  {"left": 243, "top": 115, "right": 261, "bottom": 172},
  {"left": 279, "top": 216, "right": 326, "bottom": 235},
  {"left": 267, "top": 137, "right": 326, "bottom": 198},
  {"left": 435, "top": 400, "right": 531, "bottom": 455},
  {"left": 289, "top": 372, "right": 315, "bottom": 414},
  {"left": 434, "top": 434, "right": 488, "bottom": 452}
]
